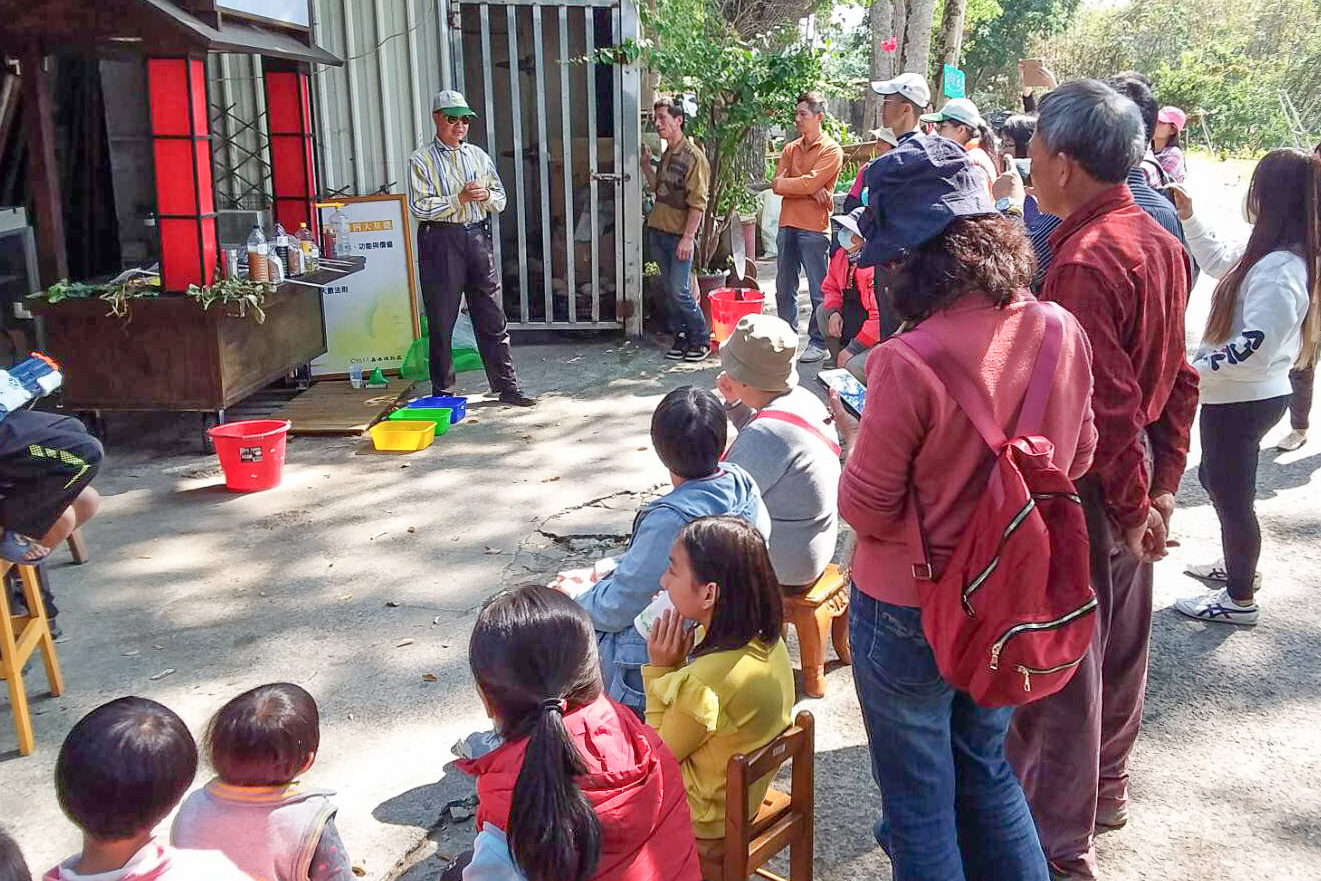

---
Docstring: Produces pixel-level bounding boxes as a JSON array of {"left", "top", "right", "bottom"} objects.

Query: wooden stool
[
  {"left": 0, "top": 561, "right": 64, "bottom": 755},
  {"left": 695, "top": 711, "right": 815, "bottom": 881},
  {"left": 67, "top": 528, "right": 90, "bottom": 564},
  {"left": 783, "top": 564, "right": 851, "bottom": 698}
]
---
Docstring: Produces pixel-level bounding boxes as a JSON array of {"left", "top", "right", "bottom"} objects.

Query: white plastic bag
[
  {"left": 453, "top": 307, "right": 478, "bottom": 350},
  {"left": 759, "top": 190, "right": 782, "bottom": 258}
]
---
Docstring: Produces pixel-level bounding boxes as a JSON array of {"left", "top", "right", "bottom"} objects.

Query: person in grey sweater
[{"left": 717, "top": 314, "right": 841, "bottom": 589}]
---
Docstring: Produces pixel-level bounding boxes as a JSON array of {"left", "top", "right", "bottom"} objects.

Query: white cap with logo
[
  {"left": 921, "top": 97, "right": 985, "bottom": 129},
  {"left": 869, "top": 73, "right": 931, "bottom": 109}
]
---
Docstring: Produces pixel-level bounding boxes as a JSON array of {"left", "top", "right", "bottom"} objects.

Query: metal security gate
[{"left": 447, "top": 0, "right": 642, "bottom": 333}]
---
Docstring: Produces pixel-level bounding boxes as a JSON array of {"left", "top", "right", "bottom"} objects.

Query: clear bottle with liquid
[
  {"left": 330, "top": 205, "right": 352, "bottom": 258},
  {"left": 246, "top": 224, "right": 269, "bottom": 283},
  {"left": 273, "top": 222, "right": 290, "bottom": 267}
]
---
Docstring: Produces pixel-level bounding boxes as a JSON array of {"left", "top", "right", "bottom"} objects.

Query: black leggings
[
  {"left": 1198, "top": 395, "right": 1290, "bottom": 601},
  {"left": 1289, "top": 367, "right": 1314, "bottom": 431}
]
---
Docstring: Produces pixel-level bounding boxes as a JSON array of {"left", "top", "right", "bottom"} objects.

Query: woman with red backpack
[{"left": 835, "top": 134, "right": 1097, "bottom": 880}]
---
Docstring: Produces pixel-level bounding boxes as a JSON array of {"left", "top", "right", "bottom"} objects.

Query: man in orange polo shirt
[{"left": 772, "top": 92, "right": 844, "bottom": 363}]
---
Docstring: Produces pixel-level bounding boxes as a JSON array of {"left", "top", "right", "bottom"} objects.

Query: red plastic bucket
[
  {"left": 709, "top": 287, "right": 766, "bottom": 344},
  {"left": 208, "top": 419, "right": 292, "bottom": 492}
]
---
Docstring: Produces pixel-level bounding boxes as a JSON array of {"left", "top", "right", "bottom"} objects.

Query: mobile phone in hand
[{"left": 817, "top": 368, "right": 867, "bottom": 419}]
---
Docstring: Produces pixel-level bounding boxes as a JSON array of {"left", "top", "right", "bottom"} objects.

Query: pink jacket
[{"left": 838, "top": 294, "right": 1097, "bottom": 607}]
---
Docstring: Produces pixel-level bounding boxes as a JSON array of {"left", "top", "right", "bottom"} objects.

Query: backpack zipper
[
  {"left": 988, "top": 596, "right": 1099, "bottom": 671},
  {"left": 958, "top": 491, "right": 1081, "bottom": 616},
  {"left": 1015, "top": 655, "right": 1086, "bottom": 692}
]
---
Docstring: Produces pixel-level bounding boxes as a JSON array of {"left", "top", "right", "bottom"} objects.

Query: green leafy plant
[
  {"left": 30, "top": 280, "right": 101, "bottom": 304},
  {"left": 32, "top": 278, "right": 160, "bottom": 319},
  {"left": 595, "top": 0, "right": 826, "bottom": 272},
  {"left": 186, "top": 277, "right": 274, "bottom": 324}
]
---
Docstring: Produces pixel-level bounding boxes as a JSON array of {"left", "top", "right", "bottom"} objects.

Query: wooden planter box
[{"left": 30, "top": 284, "right": 327, "bottom": 413}]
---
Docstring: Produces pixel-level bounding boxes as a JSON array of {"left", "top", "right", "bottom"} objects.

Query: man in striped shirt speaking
[{"left": 408, "top": 90, "right": 534, "bottom": 406}]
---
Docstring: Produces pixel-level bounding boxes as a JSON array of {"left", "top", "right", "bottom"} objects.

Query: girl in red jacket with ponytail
[{"left": 454, "top": 585, "right": 701, "bottom": 881}]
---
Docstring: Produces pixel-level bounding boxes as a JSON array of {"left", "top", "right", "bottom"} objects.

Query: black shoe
[
  {"left": 47, "top": 616, "right": 62, "bottom": 640},
  {"left": 499, "top": 391, "right": 537, "bottom": 407},
  {"left": 683, "top": 343, "right": 711, "bottom": 362},
  {"left": 665, "top": 335, "right": 689, "bottom": 360}
]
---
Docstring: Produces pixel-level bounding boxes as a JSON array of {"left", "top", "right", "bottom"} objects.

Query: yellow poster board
[{"left": 311, "top": 194, "right": 421, "bottom": 378}]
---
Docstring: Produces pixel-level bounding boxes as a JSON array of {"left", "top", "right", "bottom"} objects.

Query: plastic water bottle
[
  {"left": 330, "top": 205, "right": 352, "bottom": 257},
  {"left": 247, "top": 224, "right": 269, "bottom": 283},
  {"left": 273, "top": 223, "right": 290, "bottom": 266},
  {"left": 348, "top": 363, "right": 364, "bottom": 389}
]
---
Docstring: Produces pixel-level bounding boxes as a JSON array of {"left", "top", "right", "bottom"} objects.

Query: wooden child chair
[
  {"left": 782, "top": 564, "right": 851, "bottom": 698},
  {"left": 0, "top": 561, "right": 64, "bottom": 755},
  {"left": 695, "top": 710, "right": 815, "bottom": 881}
]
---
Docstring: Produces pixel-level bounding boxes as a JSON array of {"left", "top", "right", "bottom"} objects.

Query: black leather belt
[{"left": 421, "top": 219, "right": 489, "bottom": 231}]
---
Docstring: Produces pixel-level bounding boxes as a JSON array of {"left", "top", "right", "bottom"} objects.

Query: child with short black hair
[
  {"left": 0, "top": 825, "right": 31, "bottom": 881},
  {"left": 45, "top": 697, "right": 248, "bottom": 880},
  {"left": 555, "top": 386, "right": 770, "bottom": 718},
  {"left": 172, "top": 683, "right": 353, "bottom": 881}
]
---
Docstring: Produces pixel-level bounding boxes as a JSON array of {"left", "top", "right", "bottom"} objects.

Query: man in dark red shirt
[{"left": 1005, "top": 79, "right": 1199, "bottom": 881}]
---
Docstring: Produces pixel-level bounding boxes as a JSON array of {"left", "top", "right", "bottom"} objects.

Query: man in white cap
[
  {"left": 922, "top": 97, "right": 998, "bottom": 192},
  {"left": 407, "top": 89, "right": 534, "bottom": 407},
  {"left": 868, "top": 72, "right": 930, "bottom": 141}
]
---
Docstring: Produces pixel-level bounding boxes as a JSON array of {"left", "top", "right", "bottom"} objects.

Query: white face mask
[
  {"left": 1242, "top": 190, "right": 1257, "bottom": 225},
  {"left": 837, "top": 228, "right": 857, "bottom": 251}
]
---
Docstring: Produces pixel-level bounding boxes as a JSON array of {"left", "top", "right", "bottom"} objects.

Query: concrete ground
[{"left": 4, "top": 154, "right": 1320, "bottom": 880}]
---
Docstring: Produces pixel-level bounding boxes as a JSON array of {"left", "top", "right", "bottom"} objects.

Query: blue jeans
[
  {"left": 775, "top": 226, "right": 829, "bottom": 347},
  {"left": 849, "top": 587, "right": 1049, "bottom": 881},
  {"left": 649, "top": 228, "right": 708, "bottom": 343}
]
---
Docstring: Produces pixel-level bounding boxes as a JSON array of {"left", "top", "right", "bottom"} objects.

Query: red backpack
[{"left": 895, "top": 302, "right": 1096, "bottom": 707}]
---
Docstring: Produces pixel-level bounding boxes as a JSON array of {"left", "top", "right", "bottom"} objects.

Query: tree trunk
[
  {"left": 933, "top": 0, "right": 967, "bottom": 107},
  {"left": 891, "top": 0, "right": 907, "bottom": 75},
  {"left": 864, "top": 0, "right": 894, "bottom": 131},
  {"left": 900, "top": 0, "right": 936, "bottom": 81}
]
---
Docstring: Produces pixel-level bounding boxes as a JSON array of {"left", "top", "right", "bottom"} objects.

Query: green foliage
[
  {"left": 603, "top": 0, "right": 826, "bottom": 269},
  {"left": 34, "top": 278, "right": 160, "bottom": 319},
  {"left": 961, "top": 0, "right": 1080, "bottom": 101},
  {"left": 1036, "top": 0, "right": 1320, "bottom": 154},
  {"left": 186, "top": 277, "right": 274, "bottom": 324},
  {"left": 836, "top": 158, "right": 864, "bottom": 193}
]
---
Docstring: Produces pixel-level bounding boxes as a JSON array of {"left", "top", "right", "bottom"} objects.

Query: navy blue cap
[{"left": 857, "top": 134, "right": 997, "bottom": 267}]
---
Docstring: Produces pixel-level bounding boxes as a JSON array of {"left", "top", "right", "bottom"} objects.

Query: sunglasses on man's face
[{"left": 443, "top": 115, "right": 470, "bottom": 125}]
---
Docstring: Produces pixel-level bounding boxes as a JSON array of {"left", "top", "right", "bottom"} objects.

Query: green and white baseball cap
[
  {"left": 432, "top": 89, "right": 477, "bottom": 117},
  {"left": 921, "top": 98, "right": 985, "bottom": 129}
]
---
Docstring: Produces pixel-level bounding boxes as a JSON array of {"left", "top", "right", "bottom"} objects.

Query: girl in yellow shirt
[{"left": 642, "top": 515, "right": 795, "bottom": 840}]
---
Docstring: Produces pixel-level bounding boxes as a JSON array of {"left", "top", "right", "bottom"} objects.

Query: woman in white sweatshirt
[{"left": 1167, "top": 148, "right": 1321, "bottom": 625}]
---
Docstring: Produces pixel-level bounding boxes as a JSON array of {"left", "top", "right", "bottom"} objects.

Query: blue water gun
[{"left": 0, "top": 353, "right": 63, "bottom": 423}]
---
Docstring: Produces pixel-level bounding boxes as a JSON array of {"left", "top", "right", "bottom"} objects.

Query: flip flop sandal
[{"left": 0, "top": 529, "right": 52, "bottom": 565}]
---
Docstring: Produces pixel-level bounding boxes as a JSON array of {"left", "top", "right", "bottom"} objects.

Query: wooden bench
[
  {"left": 783, "top": 564, "right": 851, "bottom": 698},
  {"left": 695, "top": 710, "right": 815, "bottom": 881},
  {"left": 0, "top": 561, "right": 64, "bottom": 755}
]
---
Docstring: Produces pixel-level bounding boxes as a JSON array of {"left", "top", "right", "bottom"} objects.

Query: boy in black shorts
[{"left": 0, "top": 410, "right": 102, "bottom": 562}]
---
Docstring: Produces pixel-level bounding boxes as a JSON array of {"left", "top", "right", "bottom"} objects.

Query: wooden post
[{"left": 20, "top": 50, "right": 68, "bottom": 286}]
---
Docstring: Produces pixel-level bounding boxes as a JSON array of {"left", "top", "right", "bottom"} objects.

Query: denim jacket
[{"left": 576, "top": 464, "right": 770, "bottom": 716}]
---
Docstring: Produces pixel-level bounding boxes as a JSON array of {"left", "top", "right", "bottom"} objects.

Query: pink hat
[{"left": 1158, "top": 106, "right": 1187, "bottom": 132}]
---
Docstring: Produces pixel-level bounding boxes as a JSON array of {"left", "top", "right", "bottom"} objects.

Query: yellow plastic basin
[{"left": 370, "top": 420, "right": 435, "bottom": 452}]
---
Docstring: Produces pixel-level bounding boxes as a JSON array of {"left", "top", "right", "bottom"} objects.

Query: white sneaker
[
  {"left": 1276, "top": 429, "right": 1307, "bottom": 452},
  {"left": 1173, "top": 587, "right": 1258, "bottom": 626},
  {"left": 1184, "top": 558, "right": 1228, "bottom": 581},
  {"left": 800, "top": 343, "right": 827, "bottom": 363}
]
